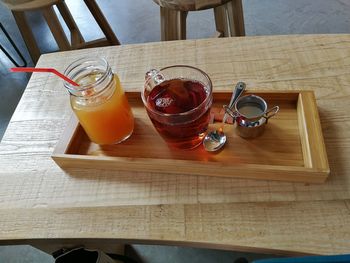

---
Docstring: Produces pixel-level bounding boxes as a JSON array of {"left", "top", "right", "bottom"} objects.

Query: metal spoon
[{"left": 203, "top": 81, "right": 246, "bottom": 152}]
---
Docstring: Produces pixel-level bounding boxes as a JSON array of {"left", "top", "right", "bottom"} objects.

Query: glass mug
[
  {"left": 64, "top": 57, "right": 134, "bottom": 145},
  {"left": 141, "top": 65, "right": 213, "bottom": 149}
]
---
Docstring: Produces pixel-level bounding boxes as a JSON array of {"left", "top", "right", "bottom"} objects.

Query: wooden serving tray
[{"left": 52, "top": 90, "right": 330, "bottom": 183}]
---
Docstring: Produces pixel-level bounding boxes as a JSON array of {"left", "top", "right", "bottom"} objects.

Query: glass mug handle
[
  {"left": 145, "top": 69, "right": 165, "bottom": 85},
  {"left": 264, "top": 106, "right": 279, "bottom": 123}
]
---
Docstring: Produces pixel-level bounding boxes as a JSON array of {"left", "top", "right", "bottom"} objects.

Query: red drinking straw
[{"left": 10, "top": 67, "right": 79, "bottom": 86}]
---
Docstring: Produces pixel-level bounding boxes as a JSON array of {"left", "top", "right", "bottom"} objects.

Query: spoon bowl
[
  {"left": 203, "top": 82, "right": 245, "bottom": 152},
  {"left": 203, "top": 127, "right": 227, "bottom": 152}
]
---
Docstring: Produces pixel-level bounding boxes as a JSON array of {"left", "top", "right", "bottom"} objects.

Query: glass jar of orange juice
[{"left": 63, "top": 57, "right": 134, "bottom": 145}]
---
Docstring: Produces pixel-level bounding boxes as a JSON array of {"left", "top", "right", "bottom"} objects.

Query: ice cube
[{"left": 156, "top": 97, "right": 174, "bottom": 108}]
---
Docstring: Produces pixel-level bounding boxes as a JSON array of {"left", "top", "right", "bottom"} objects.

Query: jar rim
[{"left": 63, "top": 57, "right": 111, "bottom": 94}]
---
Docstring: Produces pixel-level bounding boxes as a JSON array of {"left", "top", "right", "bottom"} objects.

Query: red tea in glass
[{"left": 142, "top": 66, "right": 213, "bottom": 149}]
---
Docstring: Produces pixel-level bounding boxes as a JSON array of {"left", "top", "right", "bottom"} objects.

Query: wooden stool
[
  {"left": 1, "top": 0, "right": 120, "bottom": 63},
  {"left": 153, "top": 0, "right": 245, "bottom": 41}
]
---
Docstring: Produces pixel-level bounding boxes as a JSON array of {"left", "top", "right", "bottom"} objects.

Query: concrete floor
[{"left": 0, "top": 0, "right": 350, "bottom": 262}]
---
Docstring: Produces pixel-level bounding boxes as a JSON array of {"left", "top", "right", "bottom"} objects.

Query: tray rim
[{"left": 52, "top": 90, "right": 330, "bottom": 183}]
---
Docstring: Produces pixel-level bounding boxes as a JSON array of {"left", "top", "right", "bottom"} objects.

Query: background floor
[{"left": 1, "top": 0, "right": 350, "bottom": 262}]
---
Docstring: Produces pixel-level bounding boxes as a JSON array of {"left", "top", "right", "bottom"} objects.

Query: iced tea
[{"left": 145, "top": 78, "right": 211, "bottom": 149}]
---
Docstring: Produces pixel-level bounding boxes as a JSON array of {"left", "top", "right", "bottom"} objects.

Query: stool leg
[
  {"left": 83, "top": 0, "right": 120, "bottom": 45},
  {"left": 226, "top": 0, "right": 245, "bottom": 36},
  {"left": 56, "top": 1, "right": 84, "bottom": 47},
  {"left": 160, "top": 7, "right": 187, "bottom": 41},
  {"left": 179, "top": 11, "right": 188, "bottom": 40},
  {"left": 0, "top": 22, "right": 27, "bottom": 67},
  {"left": 42, "top": 6, "right": 71, "bottom": 51},
  {"left": 12, "top": 10, "right": 41, "bottom": 63},
  {"left": 214, "top": 5, "right": 229, "bottom": 37}
]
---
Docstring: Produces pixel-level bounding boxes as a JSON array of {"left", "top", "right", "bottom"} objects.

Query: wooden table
[{"left": 0, "top": 35, "right": 349, "bottom": 256}]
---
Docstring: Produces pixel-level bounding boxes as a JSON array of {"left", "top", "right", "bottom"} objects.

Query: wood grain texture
[
  {"left": 0, "top": 201, "right": 349, "bottom": 255},
  {"left": 52, "top": 91, "right": 329, "bottom": 183},
  {"left": 1, "top": 35, "right": 350, "bottom": 254}
]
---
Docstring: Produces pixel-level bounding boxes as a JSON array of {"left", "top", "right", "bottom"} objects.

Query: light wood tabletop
[{"left": 0, "top": 34, "right": 349, "bottom": 256}]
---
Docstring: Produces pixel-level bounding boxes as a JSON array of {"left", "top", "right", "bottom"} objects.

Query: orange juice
[{"left": 71, "top": 73, "right": 134, "bottom": 145}]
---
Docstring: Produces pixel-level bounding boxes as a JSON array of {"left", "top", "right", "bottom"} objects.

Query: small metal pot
[{"left": 224, "top": 94, "right": 279, "bottom": 139}]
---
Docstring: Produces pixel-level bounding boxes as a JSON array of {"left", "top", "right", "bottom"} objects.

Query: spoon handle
[{"left": 222, "top": 81, "right": 246, "bottom": 124}]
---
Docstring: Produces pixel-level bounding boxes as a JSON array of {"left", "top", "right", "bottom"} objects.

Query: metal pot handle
[{"left": 264, "top": 106, "right": 279, "bottom": 122}]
